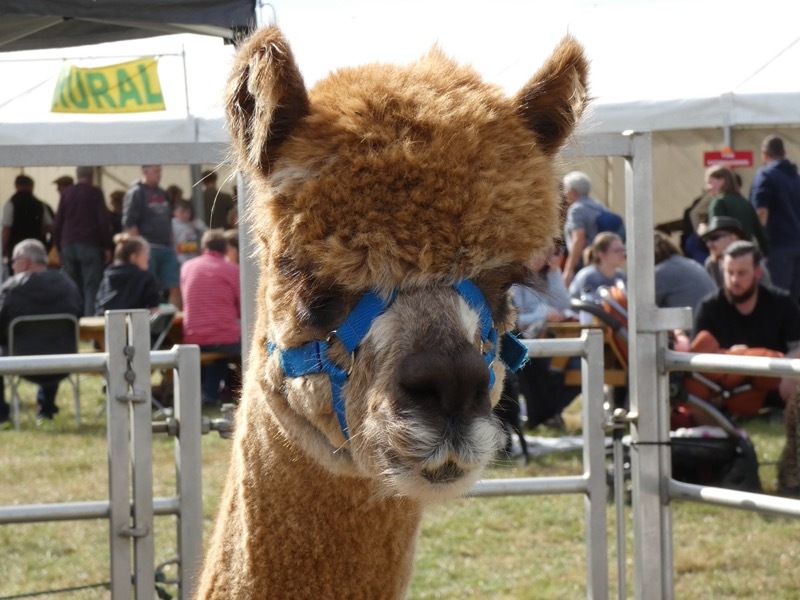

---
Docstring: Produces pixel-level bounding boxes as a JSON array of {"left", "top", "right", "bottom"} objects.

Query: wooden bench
[{"left": 200, "top": 351, "right": 239, "bottom": 366}]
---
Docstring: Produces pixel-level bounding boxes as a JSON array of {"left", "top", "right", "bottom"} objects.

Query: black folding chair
[{"left": 150, "top": 307, "right": 176, "bottom": 351}]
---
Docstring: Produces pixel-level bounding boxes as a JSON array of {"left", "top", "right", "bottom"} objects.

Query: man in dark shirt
[
  {"left": 693, "top": 240, "right": 800, "bottom": 494},
  {"left": 0, "top": 239, "right": 82, "bottom": 425},
  {"left": 123, "top": 164, "right": 181, "bottom": 307},
  {"left": 53, "top": 166, "right": 113, "bottom": 316},
  {"left": 2, "top": 175, "right": 51, "bottom": 270},
  {"left": 750, "top": 135, "right": 800, "bottom": 299},
  {"left": 694, "top": 241, "right": 800, "bottom": 355}
]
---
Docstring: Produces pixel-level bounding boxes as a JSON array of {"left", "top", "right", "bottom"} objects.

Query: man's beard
[{"left": 725, "top": 280, "right": 758, "bottom": 305}]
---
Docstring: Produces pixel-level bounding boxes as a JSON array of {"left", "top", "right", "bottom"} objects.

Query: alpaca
[{"left": 195, "top": 26, "right": 588, "bottom": 599}]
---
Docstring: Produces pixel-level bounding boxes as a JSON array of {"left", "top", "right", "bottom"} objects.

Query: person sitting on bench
[{"left": 180, "top": 229, "right": 241, "bottom": 406}]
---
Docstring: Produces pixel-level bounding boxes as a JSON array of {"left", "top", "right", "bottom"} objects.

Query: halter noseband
[{"left": 268, "top": 279, "right": 528, "bottom": 440}]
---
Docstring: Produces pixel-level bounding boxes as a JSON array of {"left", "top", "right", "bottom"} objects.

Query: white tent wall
[
  {"left": 0, "top": 32, "right": 236, "bottom": 141},
  {"left": 0, "top": 30, "right": 237, "bottom": 211},
  {"left": 1, "top": 1, "right": 799, "bottom": 237},
  {"left": 0, "top": 164, "right": 236, "bottom": 212},
  {"left": 7, "top": 126, "right": 798, "bottom": 236}
]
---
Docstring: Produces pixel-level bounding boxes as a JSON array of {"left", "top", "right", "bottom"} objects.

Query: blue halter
[{"left": 268, "top": 279, "right": 529, "bottom": 440}]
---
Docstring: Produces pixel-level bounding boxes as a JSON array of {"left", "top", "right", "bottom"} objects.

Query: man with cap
[
  {"left": 700, "top": 216, "right": 772, "bottom": 288},
  {"left": 53, "top": 166, "right": 113, "bottom": 316},
  {"left": 751, "top": 135, "right": 800, "bottom": 299},
  {"left": 53, "top": 175, "right": 74, "bottom": 198}
]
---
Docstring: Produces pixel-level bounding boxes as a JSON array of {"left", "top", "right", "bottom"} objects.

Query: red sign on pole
[{"left": 703, "top": 150, "right": 753, "bottom": 167}]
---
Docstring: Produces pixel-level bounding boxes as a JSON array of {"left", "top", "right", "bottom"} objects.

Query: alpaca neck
[{"left": 196, "top": 401, "right": 424, "bottom": 599}]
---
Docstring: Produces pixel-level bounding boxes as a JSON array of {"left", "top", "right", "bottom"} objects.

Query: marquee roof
[
  {"left": 1, "top": 0, "right": 799, "bottom": 167},
  {"left": 0, "top": 0, "right": 254, "bottom": 50}
]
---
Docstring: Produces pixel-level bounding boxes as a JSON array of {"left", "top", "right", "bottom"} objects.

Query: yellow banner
[{"left": 51, "top": 57, "right": 166, "bottom": 114}]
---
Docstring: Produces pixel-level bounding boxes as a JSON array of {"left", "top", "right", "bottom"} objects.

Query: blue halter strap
[{"left": 268, "top": 280, "right": 529, "bottom": 440}]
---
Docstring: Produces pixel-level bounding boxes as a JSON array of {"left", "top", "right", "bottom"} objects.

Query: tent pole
[
  {"left": 238, "top": 172, "right": 257, "bottom": 373},
  {"left": 721, "top": 93, "right": 733, "bottom": 149},
  {"left": 181, "top": 45, "right": 190, "bottom": 117}
]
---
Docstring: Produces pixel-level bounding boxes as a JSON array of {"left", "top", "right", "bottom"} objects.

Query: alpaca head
[{"left": 227, "top": 27, "right": 588, "bottom": 503}]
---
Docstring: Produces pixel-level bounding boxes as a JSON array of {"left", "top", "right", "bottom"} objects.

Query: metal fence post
[
  {"left": 104, "top": 310, "right": 156, "bottom": 599},
  {"left": 128, "top": 311, "right": 156, "bottom": 600},
  {"left": 173, "top": 343, "right": 203, "bottom": 599},
  {"left": 582, "top": 329, "right": 609, "bottom": 600},
  {"left": 105, "top": 311, "right": 133, "bottom": 600},
  {"left": 625, "top": 133, "right": 673, "bottom": 598}
]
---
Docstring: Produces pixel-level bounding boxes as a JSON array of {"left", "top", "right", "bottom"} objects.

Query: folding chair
[
  {"left": 149, "top": 307, "right": 177, "bottom": 416},
  {"left": 7, "top": 313, "right": 80, "bottom": 430},
  {"left": 150, "top": 307, "right": 177, "bottom": 351}
]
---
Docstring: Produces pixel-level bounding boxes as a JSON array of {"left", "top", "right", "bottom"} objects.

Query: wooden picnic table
[
  {"left": 80, "top": 314, "right": 237, "bottom": 366},
  {"left": 79, "top": 313, "right": 183, "bottom": 351}
]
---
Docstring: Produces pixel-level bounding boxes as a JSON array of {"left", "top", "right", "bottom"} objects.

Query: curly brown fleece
[{"left": 196, "top": 25, "right": 588, "bottom": 599}]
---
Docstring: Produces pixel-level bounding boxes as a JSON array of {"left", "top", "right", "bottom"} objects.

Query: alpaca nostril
[{"left": 397, "top": 347, "right": 491, "bottom": 416}]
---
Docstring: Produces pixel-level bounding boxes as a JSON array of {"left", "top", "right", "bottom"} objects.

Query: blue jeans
[
  {"left": 61, "top": 243, "right": 105, "bottom": 317},
  {"left": 148, "top": 245, "right": 180, "bottom": 291},
  {"left": 766, "top": 247, "right": 800, "bottom": 299},
  {"left": 200, "top": 343, "right": 241, "bottom": 404}
]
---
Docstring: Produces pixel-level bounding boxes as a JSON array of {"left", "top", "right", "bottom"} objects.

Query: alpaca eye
[
  {"left": 472, "top": 265, "right": 529, "bottom": 319},
  {"left": 297, "top": 293, "right": 347, "bottom": 331}
]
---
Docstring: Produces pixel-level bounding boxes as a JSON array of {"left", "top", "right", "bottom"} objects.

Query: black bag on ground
[{"left": 671, "top": 435, "right": 761, "bottom": 492}]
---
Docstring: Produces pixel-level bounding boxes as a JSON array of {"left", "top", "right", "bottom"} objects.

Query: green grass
[{"left": 1, "top": 377, "right": 799, "bottom": 598}]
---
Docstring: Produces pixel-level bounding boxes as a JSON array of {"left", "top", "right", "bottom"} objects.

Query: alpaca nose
[{"left": 397, "top": 346, "right": 491, "bottom": 417}]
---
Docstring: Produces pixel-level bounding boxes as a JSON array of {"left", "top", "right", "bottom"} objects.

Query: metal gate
[
  {"left": 0, "top": 310, "right": 211, "bottom": 600},
  {"left": 3, "top": 135, "right": 800, "bottom": 599}
]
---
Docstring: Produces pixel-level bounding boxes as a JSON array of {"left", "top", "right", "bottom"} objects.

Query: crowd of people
[
  {"left": 505, "top": 135, "right": 800, "bottom": 495},
  {"left": 0, "top": 164, "right": 241, "bottom": 426},
  {"left": 3, "top": 139, "right": 800, "bottom": 493}
]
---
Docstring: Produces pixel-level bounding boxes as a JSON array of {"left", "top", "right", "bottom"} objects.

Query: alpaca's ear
[
  {"left": 225, "top": 27, "right": 310, "bottom": 173},
  {"left": 515, "top": 35, "right": 589, "bottom": 156}
]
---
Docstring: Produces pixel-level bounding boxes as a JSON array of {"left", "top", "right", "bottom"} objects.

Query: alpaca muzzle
[{"left": 269, "top": 279, "right": 529, "bottom": 441}]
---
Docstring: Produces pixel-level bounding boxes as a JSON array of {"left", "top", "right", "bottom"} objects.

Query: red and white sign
[{"left": 703, "top": 150, "right": 753, "bottom": 167}]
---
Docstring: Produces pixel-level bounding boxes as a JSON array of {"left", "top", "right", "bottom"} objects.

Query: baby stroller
[
  {"left": 570, "top": 283, "right": 762, "bottom": 492},
  {"left": 569, "top": 284, "right": 630, "bottom": 411}
]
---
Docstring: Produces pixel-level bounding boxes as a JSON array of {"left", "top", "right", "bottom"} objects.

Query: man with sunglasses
[{"left": 701, "top": 216, "right": 772, "bottom": 288}]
